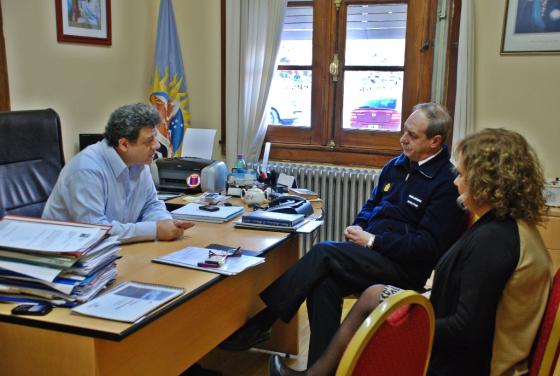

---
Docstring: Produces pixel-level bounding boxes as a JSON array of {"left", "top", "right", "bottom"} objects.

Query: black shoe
[
  {"left": 268, "top": 355, "right": 306, "bottom": 376},
  {"left": 179, "top": 363, "right": 223, "bottom": 376},
  {"left": 219, "top": 324, "right": 272, "bottom": 351}
]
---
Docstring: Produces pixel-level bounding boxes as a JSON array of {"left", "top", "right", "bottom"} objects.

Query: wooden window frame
[{"left": 220, "top": 0, "right": 460, "bottom": 168}]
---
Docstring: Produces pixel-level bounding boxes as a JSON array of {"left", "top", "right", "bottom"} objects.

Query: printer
[{"left": 155, "top": 157, "right": 228, "bottom": 193}]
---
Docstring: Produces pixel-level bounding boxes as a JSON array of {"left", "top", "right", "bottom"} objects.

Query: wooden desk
[{"left": 0, "top": 218, "right": 300, "bottom": 375}]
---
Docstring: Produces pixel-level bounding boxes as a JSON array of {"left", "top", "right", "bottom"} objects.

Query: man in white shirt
[{"left": 43, "top": 103, "right": 193, "bottom": 243}]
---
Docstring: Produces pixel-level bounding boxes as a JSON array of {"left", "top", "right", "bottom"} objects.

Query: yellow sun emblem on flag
[
  {"left": 149, "top": 67, "right": 190, "bottom": 156},
  {"left": 150, "top": 67, "right": 190, "bottom": 117},
  {"left": 383, "top": 183, "right": 391, "bottom": 192}
]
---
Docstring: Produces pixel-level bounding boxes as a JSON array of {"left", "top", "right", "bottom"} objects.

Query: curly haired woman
[{"left": 270, "top": 128, "right": 552, "bottom": 376}]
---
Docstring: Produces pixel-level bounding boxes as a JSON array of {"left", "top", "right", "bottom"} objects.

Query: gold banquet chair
[{"left": 336, "top": 290, "right": 435, "bottom": 376}]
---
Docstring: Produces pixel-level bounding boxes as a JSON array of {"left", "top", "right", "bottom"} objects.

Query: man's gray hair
[
  {"left": 412, "top": 102, "right": 451, "bottom": 142},
  {"left": 104, "top": 103, "right": 162, "bottom": 147}
]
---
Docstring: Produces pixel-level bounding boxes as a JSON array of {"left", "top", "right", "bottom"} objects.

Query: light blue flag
[{"left": 150, "top": 0, "right": 190, "bottom": 157}]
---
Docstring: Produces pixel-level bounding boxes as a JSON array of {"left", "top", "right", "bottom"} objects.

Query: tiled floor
[{"left": 199, "top": 299, "right": 357, "bottom": 376}]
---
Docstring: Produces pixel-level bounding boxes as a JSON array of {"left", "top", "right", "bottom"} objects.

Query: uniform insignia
[{"left": 383, "top": 183, "right": 391, "bottom": 192}]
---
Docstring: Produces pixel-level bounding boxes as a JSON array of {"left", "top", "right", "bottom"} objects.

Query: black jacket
[
  {"left": 353, "top": 145, "right": 467, "bottom": 280},
  {"left": 428, "top": 212, "right": 518, "bottom": 375}
]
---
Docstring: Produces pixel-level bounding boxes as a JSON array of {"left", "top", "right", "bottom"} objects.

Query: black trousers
[{"left": 260, "top": 240, "right": 428, "bottom": 367}]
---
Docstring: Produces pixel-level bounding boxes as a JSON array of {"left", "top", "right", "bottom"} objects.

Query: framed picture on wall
[
  {"left": 501, "top": 0, "right": 560, "bottom": 54},
  {"left": 55, "top": 0, "right": 112, "bottom": 46}
]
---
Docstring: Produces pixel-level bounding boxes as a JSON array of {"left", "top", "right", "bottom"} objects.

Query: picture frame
[
  {"left": 55, "top": 0, "right": 112, "bottom": 46},
  {"left": 501, "top": 0, "right": 560, "bottom": 54}
]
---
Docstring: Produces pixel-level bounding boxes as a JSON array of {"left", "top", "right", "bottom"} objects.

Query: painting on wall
[
  {"left": 501, "top": 0, "right": 560, "bottom": 54},
  {"left": 55, "top": 0, "right": 112, "bottom": 45}
]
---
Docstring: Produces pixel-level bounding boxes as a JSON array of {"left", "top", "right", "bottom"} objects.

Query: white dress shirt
[{"left": 43, "top": 140, "right": 171, "bottom": 243}]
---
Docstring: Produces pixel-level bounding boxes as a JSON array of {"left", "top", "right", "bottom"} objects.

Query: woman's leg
[{"left": 307, "top": 285, "right": 385, "bottom": 376}]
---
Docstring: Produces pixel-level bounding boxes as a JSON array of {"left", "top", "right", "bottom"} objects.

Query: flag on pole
[{"left": 150, "top": 0, "right": 190, "bottom": 158}]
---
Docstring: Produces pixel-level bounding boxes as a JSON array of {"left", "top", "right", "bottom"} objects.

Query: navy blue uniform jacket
[{"left": 353, "top": 145, "right": 467, "bottom": 278}]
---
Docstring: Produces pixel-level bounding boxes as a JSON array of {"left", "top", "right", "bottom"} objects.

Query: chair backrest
[
  {"left": 529, "top": 268, "right": 560, "bottom": 376},
  {"left": 79, "top": 133, "right": 104, "bottom": 151},
  {"left": 336, "top": 290, "right": 435, "bottom": 376},
  {"left": 0, "top": 109, "right": 64, "bottom": 217}
]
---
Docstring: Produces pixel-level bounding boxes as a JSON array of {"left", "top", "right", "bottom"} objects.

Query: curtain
[
  {"left": 452, "top": 0, "right": 475, "bottom": 143},
  {"left": 431, "top": 0, "right": 451, "bottom": 104},
  {"left": 225, "top": 0, "right": 287, "bottom": 168},
  {"left": 0, "top": 3, "right": 10, "bottom": 111}
]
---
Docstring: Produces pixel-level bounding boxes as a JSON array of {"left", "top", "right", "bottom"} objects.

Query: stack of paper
[
  {"left": 171, "top": 203, "right": 244, "bottom": 223},
  {"left": 153, "top": 246, "right": 265, "bottom": 275},
  {"left": 241, "top": 210, "right": 305, "bottom": 227},
  {"left": 287, "top": 188, "right": 319, "bottom": 200},
  {"left": 0, "top": 216, "right": 120, "bottom": 307}
]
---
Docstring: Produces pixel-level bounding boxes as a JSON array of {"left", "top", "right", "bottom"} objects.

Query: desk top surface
[
  {"left": 0, "top": 204, "right": 290, "bottom": 340},
  {"left": 545, "top": 206, "right": 560, "bottom": 218}
]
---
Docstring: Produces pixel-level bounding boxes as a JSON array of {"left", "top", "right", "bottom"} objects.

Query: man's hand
[
  {"left": 173, "top": 219, "right": 195, "bottom": 230},
  {"left": 156, "top": 219, "right": 195, "bottom": 241},
  {"left": 344, "top": 225, "right": 374, "bottom": 248}
]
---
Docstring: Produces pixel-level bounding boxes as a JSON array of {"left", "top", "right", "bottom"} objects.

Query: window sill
[{"left": 267, "top": 142, "right": 401, "bottom": 168}]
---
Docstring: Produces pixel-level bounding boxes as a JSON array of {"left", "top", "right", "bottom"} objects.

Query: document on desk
[
  {"left": 0, "top": 259, "right": 63, "bottom": 282},
  {"left": 156, "top": 191, "right": 183, "bottom": 201},
  {"left": 234, "top": 217, "right": 323, "bottom": 233},
  {"left": 171, "top": 203, "right": 244, "bottom": 223},
  {"left": 0, "top": 216, "right": 110, "bottom": 254},
  {"left": 71, "top": 281, "right": 184, "bottom": 323},
  {"left": 153, "top": 246, "right": 265, "bottom": 276}
]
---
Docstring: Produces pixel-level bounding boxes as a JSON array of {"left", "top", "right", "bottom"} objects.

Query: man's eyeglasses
[
  {"left": 209, "top": 247, "right": 242, "bottom": 258},
  {"left": 199, "top": 247, "right": 242, "bottom": 267}
]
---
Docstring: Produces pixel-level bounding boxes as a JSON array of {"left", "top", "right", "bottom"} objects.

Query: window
[{"left": 264, "top": 0, "right": 438, "bottom": 167}]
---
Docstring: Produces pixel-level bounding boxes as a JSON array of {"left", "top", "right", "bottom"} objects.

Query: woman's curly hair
[{"left": 455, "top": 128, "right": 546, "bottom": 224}]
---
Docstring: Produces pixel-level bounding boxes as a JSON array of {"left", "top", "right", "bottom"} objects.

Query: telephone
[{"left": 267, "top": 195, "right": 314, "bottom": 216}]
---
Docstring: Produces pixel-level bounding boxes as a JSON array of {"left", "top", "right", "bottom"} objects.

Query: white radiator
[{"left": 263, "top": 162, "right": 379, "bottom": 252}]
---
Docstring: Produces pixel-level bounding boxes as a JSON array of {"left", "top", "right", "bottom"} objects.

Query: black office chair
[
  {"left": 0, "top": 109, "right": 65, "bottom": 217},
  {"left": 79, "top": 133, "right": 104, "bottom": 151}
]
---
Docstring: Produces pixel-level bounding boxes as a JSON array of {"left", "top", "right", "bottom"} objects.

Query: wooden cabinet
[{"left": 538, "top": 207, "right": 560, "bottom": 272}]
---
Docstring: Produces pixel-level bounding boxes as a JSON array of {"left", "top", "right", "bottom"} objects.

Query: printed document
[
  {"left": 0, "top": 218, "right": 106, "bottom": 253},
  {"left": 153, "top": 246, "right": 265, "bottom": 276},
  {"left": 171, "top": 203, "right": 244, "bottom": 223},
  {"left": 72, "top": 281, "right": 184, "bottom": 322},
  {"left": 0, "top": 259, "right": 63, "bottom": 282}
]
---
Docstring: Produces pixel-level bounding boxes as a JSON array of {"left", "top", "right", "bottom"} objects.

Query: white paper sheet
[
  {"left": 0, "top": 260, "right": 63, "bottom": 282},
  {"left": 72, "top": 281, "right": 184, "bottom": 322},
  {"left": 277, "top": 173, "right": 295, "bottom": 188},
  {"left": 0, "top": 219, "right": 104, "bottom": 253},
  {"left": 153, "top": 246, "right": 265, "bottom": 276},
  {"left": 171, "top": 203, "right": 244, "bottom": 223},
  {"left": 262, "top": 142, "right": 271, "bottom": 172},
  {"left": 181, "top": 128, "right": 216, "bottom": 159}
]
